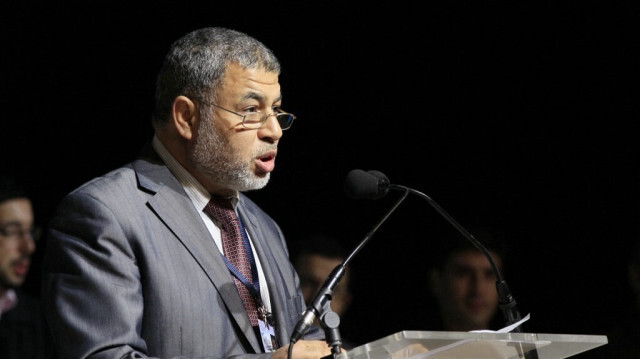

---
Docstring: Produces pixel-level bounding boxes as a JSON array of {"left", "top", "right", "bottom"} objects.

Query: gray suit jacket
[{"left": 42, "top": 145, "right": 322, "bottom": 359}]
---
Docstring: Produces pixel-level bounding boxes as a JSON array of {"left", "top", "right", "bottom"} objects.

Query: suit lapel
[
  {"left": 133, "top": 151, "right": 262, "bottom": 352},
  {"left": 238, "top": 199, "right": 295, "bottom": 345}
]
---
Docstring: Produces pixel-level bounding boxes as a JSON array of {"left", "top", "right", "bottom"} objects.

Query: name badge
[{"left": 258, "top": 305, "right": 278, "bottom": 352}]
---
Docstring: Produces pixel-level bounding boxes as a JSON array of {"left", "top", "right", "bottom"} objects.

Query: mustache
[
  {"left": 10, "top": 254, "right": 31, "bottom": 265},
  {"left": 255, "top": 144, "right": 278, "bottom": 155}
]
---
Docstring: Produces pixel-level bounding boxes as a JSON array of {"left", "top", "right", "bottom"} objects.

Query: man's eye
[
  {"left": 272, "top": 106, "right": 283, "bottom": 113},
  {"left": 243, "top": 106, "right": 259, "bottom": 113},
  {"left": 484, "top": 270, "right": 497, "bottom": 280},
  {"left": 0, "top": 224, "right": 19, "bottom": 236}
]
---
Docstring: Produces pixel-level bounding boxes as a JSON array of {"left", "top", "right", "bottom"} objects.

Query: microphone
[
  {"left": 343, "top": 169, "right": 390, "bottom": 200},
  {"left": 289, "top": 169, "right": 408, "bottom": 350}
]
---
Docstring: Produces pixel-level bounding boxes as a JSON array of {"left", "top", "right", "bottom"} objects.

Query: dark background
[{"left": 2, "top": 1, "right": 639, "bottom": 353}]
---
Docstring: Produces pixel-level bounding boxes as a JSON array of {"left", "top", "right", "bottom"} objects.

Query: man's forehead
[
  {"left": 303, "top": 254, "right": 342, "bottom": 266},
  {"left": 223, "top": 64, "right": 279, "bottom": 85},
  {"left": 219, "top": 65, "right": 281, "bottom": 101},
  {"left": 448, "top": 251, "right": 495, "bottom": 267},
  {"left": 0, "top": 198, "right": 31, "bottom": 214}
]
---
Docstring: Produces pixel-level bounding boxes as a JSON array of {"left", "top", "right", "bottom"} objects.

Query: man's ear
[{"left": 172, "top": 96, "right": 198, "bottom": 140}]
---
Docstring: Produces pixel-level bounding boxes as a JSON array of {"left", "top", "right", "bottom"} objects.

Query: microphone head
[
  {"left": 367, "top": 170, "right": 390, "bottom": 184},
  {"left": 344, "top": 169, "right": 391, "bottom": 200}
]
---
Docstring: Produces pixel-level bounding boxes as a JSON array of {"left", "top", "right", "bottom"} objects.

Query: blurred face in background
[
  {"left": 295, "top": 254, "right": 352, "bottom": 317},
  {"left": 429, "top": 250, "right": 501, "bottom": 331},
  {"left": 0, "top": 197, "right": 36, "bottom": 291}
]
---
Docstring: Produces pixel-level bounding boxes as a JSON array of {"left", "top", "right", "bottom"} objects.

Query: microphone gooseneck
[
  {"left": 343, "top": 181, "right": 407, "bottom": 267},
  {"left": 344, "top": 169, "right": 524, "bottom": 329},
  {"left": 288, "top": 169, "right": 408, "bottom": 357},
  {"left": 387, "top": 183, "right": 523, "bottom": 329}
]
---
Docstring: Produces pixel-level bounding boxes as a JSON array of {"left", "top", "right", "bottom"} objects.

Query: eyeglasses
[
  {"left": 0, "top": 223, "right": 40, "bottom": 244},
  {"left": 197, "top": 100, "right": 296, "bottom": 130}
]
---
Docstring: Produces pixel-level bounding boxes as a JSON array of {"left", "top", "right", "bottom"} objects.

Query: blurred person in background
[
  {"left": 427, "top": 227, "right": 508, "bottom": 332},
  {"left": 0, "top": 173, "right": 52, "bottom": 358},
  {"left": 291, "top": 234, "right": 355, "bottom": 348}
]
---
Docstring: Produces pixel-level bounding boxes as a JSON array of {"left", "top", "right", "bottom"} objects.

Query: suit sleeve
[{"left": 42, "top": 190, "right": 156, "bottom": 358}]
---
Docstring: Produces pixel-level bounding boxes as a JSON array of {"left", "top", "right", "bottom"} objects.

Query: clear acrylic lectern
[{"left": 339, "top": 330, "right": 607, "bottom": 359}]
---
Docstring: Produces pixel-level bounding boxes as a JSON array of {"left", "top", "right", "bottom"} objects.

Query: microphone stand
[
  {"left": 319, "top": 277, "right": 344, "bottom": 359},
  {"left": 322, "top": 188, "right": 410, "bottom": 359},
  {"left": 289, "top": 188, "right": 410, "bottom": 359}
]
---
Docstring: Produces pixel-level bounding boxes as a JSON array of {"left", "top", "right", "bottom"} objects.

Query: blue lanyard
[{"left": 220, "top": 216, "right": 263, "bottom": 306}]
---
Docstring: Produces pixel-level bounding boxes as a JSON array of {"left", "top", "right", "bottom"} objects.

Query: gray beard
[{"left": 190, "top": 109, "right": 271, "bottom": 192}]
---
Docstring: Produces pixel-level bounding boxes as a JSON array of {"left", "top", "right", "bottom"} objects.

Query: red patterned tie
[{"left": 204, "top": 196, "right": 260, "bottom": 326}]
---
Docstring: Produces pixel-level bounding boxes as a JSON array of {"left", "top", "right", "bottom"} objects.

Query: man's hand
[{"left": 272, "top": 340, "right": 333, "bottom": 359}]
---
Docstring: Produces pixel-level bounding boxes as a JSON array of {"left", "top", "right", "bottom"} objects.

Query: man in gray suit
[{"left": 42, "top": 27, "right": 331, "bottom": 359}]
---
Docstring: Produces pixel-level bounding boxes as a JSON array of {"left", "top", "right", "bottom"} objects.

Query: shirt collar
[
  {"left": 152, "top": 135, "right": 239, "bottom": 210},
  {"left": 0, "top": 289, "right": 18, "bottom": 316}
]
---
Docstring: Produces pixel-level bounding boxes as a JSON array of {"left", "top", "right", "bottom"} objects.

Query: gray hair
[{"left": 152, "top": 27, "right": 281, "bottom": 125}]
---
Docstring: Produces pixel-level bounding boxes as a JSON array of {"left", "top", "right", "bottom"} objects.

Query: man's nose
[
  {"left": 19, "top": 232, "right": 36, "bottom": 254},
  {"left": 257, "top": 114, "right": 283, "bottom": 142}
]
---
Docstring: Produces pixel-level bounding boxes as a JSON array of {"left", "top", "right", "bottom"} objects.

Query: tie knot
[
  {"left": 204, "top": 196, "right": 236, "bottom": 226},
  {"left": 210, "top": 195, "right": 233, "bottom": 210}
]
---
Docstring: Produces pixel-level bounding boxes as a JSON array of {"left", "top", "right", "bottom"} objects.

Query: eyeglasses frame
[{"left": 194, "top": 98, "right": 296, "bottom": 130}]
